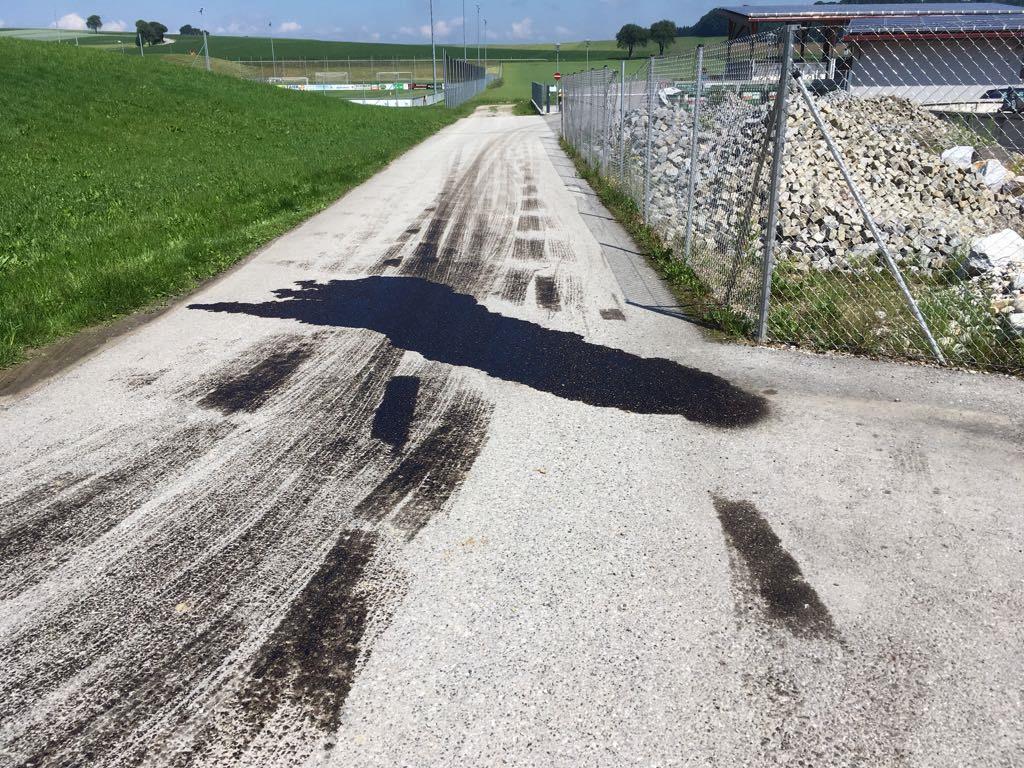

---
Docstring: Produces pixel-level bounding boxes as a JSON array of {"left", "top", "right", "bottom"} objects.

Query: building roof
[
  {"left": 716, "top": 3, "right": 1024, "bottom": 23},
  {"left": 846, "top": 12, "right": 1024, "bottom": 31}
]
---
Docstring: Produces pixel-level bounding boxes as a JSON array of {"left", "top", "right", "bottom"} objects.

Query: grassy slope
[{"left": 0, "top": 38, "right": 473, "bottom": 367}]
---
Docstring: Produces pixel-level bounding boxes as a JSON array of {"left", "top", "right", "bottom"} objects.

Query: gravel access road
[{"left": 1, "top": 107, "right": 1022, "bottom": 767}]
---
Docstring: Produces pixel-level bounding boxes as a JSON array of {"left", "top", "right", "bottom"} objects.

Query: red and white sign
[{"left": 553, "top": 72, "right": 561, "bottom": 81}]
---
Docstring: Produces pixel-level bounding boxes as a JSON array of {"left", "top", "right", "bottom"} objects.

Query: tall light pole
[
  {"left": 268, "top": 21, "right": 276, "bottom": 78},
  {"left": 462, "top": 0, "right": 467, "bottom": 59},
  {"left": 199, "top": 7, "right": 210, "bottom": 72},
  {"left": 585, "top": 39, "right": 590, "bottom": 70},
  {"left": 483, "top": 18, "right": 487, "bottom": 72},
  {"left": 138, "top": 29, "right": 144, "bottom": 56},
  {"left": 475, "top": 3, "right": 480, "bottom": 64},
  {"left": 429, "top": 0, "right": 437, "bottom": 92}
]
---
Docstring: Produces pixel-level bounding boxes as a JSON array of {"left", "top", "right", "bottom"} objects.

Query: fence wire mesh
[
  {"left": 562, "top": 21, "right": 1024, "bottom": 375},
  {"left": 444, "top": 55, "right": 489, "bottom": 108}
]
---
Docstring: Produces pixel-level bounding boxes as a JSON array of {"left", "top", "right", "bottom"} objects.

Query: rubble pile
[{"left": 614, "top": 91, "right": 1024, "bottom": 328}]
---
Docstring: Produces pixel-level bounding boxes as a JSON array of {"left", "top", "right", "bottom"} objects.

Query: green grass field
[
  {"left": 2, "top": 27, "right": 722, "bottom": 62},
  {"left": 0, "top": 38, "right": 477, "bottom": 368}
]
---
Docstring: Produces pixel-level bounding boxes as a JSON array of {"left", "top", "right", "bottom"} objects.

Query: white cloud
[
  {"left": 0, "top": 19, "right": 6, "bottom": 27},
  {"left": 49, "top": 12, "right": 87, "bottom": 30},
  {"left": 510, "top": 17, "right": 534, "bottom": 40},
  {"left": 555, "top": 25, "right": 571, "bottom": 36},
  {"left": 369, "top": 31, "right": 381, "bottom": 41},
  {"left": 105, "top": 20, "right": 129, "bottom": 32},
  {"left": 400, "top": 17, "right": 462, "bottom": 40},
  {"left": 278, "top": 21, "right": 301, "bottom": 33},
  {"left": 225, "top": 21, "right": 259, "bottom": 34}
]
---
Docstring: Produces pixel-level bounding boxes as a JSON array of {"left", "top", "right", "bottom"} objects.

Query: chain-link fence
[
  {"left": 443, "top": 55, "right": 489, "bottom": 108},
  {"left": 562, "top": 21, "right": 1024, "bottom": 375}
]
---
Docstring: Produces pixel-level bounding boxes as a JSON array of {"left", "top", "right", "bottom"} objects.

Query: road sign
[{"left": 553, "top": 72, "right": 561, "bottom": 81}]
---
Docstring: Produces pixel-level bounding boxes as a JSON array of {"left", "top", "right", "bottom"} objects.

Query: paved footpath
[{"left": 1, "top": 108, "right": 1023, "bottom": 767}]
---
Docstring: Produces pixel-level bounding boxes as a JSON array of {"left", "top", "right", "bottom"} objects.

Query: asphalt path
[{"left": 1, "top": 107, "right": 1022, "bottom": 766}]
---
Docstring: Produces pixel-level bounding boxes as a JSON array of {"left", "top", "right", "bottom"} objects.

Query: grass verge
[{"left": 0, "top": 38, "right": 477, "bottom": 368}]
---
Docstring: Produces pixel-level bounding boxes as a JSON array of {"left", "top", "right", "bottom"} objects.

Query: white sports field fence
[
  {"left": 235, "top": 58, "right": 444, "bottom": 104},
  {"left": 561, "top": 21, "right": 1024, "bottom": 375}
]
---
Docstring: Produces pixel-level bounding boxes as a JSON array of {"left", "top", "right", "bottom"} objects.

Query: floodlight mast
[
  {"left": 429, "top": 0, "right": 437, "bottom": 93},
  {"left": 269, "top": 21, "right": 276, "bottom": 78},
  {"left": 462, "top": 0, "right": 467, "bottom": 59},
  {"left": 199, "top": 7, "right": 211, "bottom": 71},
  {"left": 475, "top": 4, "right": 481, "bottom": 64}
]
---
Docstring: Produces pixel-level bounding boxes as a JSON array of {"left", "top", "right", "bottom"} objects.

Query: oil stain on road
[{"left": 191, "top": 277, "right": 768, "bottom": 428}]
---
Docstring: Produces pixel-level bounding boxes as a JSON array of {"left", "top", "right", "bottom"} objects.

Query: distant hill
[{"left": 677, "top": 12, "right": 728, "bottom": 38}]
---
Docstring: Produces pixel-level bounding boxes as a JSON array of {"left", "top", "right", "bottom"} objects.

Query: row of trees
[
  {"left": 82, "top": 15, "right": 183, "bottom": 45},
  {"left": 615, "top": 20, "right": 677, "bottom": 59},
  {"left": 135, "top": 20, "right": 168, "bottom": 46}
]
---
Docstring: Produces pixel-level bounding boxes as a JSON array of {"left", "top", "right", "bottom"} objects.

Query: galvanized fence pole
[
  {"left": 792, "top": 73, "right": 946, "bottom": 364},
  {"left": 600, "top": 75, "right": 606, "bottom": 171},
  {"left": 619, "top": 60, "right": 626, "bottom": 184},
  {"left": 683, "top": 45, "right": 705, "bottom": 260},
  {"left": 756, "top": 26, "right": 795, "bottom": 342},
  {"left": 643, "top": 58, "right": 655, "bottom": 225},
  {"left": 589, "top": 71, "right": 597, "bottom": 164}
]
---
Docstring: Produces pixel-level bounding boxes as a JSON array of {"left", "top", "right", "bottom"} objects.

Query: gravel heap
[{"left": 612, "top": 91, "right": 1024, "bottom": 329}]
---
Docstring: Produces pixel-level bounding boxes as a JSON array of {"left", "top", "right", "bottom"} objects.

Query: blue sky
[{"left": 0, "top": 0, "right": 745, "bottom": 43}]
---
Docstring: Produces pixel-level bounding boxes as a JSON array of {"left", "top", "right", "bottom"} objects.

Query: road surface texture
[{"left": 1, "top": 107, "right": 1023, "bottom": 767}]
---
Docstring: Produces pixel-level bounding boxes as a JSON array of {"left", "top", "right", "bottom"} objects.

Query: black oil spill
[
  {"left": 381, "top": 258, "right": 403, "bottom": 268},
  {"left": 517, "top": 216, "right": 541, "bottom": 233},
  {"left": 199, "top": 342, "right": 313, "bottom": 414},
  {"left": 190, "top": 277, "right": 768, "bottom": 427},
  {"left": 600, "top": 308, "right": 626, "bottom": 321},
  {"left": 712, "top": 495, "right": 839, "bottom": 640},
  {"left": 512, "top": 238, "right": 545, "bottom": 261},
  {"left": 523, "top": 184, "right": 538, "bottom": 195},
  {"left": 239, "top": 529, "right": 378, "bottom": 732},
  {"left": 371, "top": 376, "right": 420, "bottom": 450},
  {"left": 500, "top": 269, "right": 533, "bottom": 304},
  {"left": 521, "top": 198, "right": 541, "bottom": 211},
  {"left": 534, "top": 275, "right": 561, "bottom": 311}
]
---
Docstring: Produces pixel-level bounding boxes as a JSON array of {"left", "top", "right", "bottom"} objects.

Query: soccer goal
[
  {"left": 376, "top": 71, "right": 413, "bottom": 84},
  {"left": 314, "top": 71, "right": 350, "bottom": 84},
  {"left": 267, "top": 76, "right": 309, "bottom": 87}
]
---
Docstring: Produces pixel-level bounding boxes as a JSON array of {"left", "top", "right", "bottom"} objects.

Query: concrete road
[{"left": 1, "top": 107, "right": 1023, "bottom": 767}]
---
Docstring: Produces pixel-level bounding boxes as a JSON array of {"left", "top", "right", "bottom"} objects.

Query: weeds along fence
[{"left": 562, "top": 21, "right": 1024, "bottom": 375}]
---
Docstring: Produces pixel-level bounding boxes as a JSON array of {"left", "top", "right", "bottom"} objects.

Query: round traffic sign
[{"left": 553, "top": 72, "right": 562, "bottom": 80}]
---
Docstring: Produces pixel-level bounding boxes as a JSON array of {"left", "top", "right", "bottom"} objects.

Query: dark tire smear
[
  {"left": 0, "top": 335, "right": 493, "bottom": 766},
  {"left": 712, "top": 494, "right": 840, "bottom": 641}
]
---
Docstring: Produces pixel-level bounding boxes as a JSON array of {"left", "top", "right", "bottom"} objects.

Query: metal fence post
[
  {"left": 683, "top": 45, "right": 705, "bottom": 261},
  {"left": 643, "top": 58, "right": 655, "bottom": 225},
  {"left": 619, "top": 60, "right": 626, "bottom": 184},
  {"left": 792, "top": 73, "right": 946, "bottom": 364},
  {"left": 756, "top": 26, "right": 795, "bottom": 342}
]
